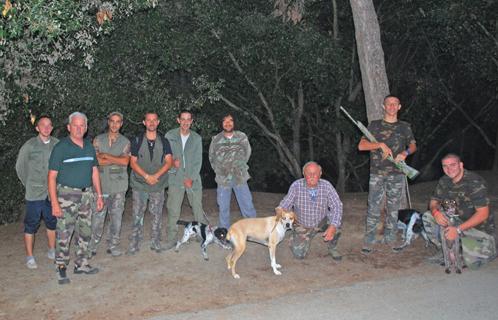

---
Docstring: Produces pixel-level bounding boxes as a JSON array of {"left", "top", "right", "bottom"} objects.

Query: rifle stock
[{"left": 340, "top": 106, "right": 419, "bottom": 180}]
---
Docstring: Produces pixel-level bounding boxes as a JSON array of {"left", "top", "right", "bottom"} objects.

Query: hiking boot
[
  {"left": 150, "top": 241, "right": 163, "bottom": 253},
  {"left": 57, "top": 265, "right": 70, "bottom": 285},
  {"left": 427, "top": 252, "right": 444, "bottom": 265},
  {"left": 106, "top": 248, "right": 122, "bottom": 257},
  {"left": 26, "top": 257, "right": 37, "bottom": 269},
  {"left": 126, "top": 246, "right": 138, "bottom": 256},
  {"left": 329, "top": 249, "right": 342, "bottom": 261},
  {"left": 47, "top": 249, "right": 56, "bottom": 260},
  {"left": 361, "top": 246, "right": 373, "bottom": 254},
  {"left": 74, "top": 264, "right": 99, "bottom": 275},
  {"left": 162, "top": 241, "right": 176, "bottom": 251}
]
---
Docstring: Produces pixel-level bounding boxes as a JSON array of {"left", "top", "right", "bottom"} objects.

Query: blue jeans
[{"left": 217, "top": 182, "right": 256, "bottom": 228}]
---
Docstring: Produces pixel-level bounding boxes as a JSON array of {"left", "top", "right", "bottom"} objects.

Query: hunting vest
[
  {"left": 130, "top": 134, "right": 169, "bottom": 192},
  {"left": 96, "top": 133, "right": 129, "bottom": 194}
]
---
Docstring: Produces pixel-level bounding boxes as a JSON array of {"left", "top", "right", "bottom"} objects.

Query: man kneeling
[
  {"left": 278, "top": 162, "right": 343, "bottom": 260},
  {"left": 423, "top": 153, "right": 496, "bottom": 269}
]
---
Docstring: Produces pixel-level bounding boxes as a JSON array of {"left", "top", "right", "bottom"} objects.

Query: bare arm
[
  {"left": 48, "top": 170, "right": 62, "bottom": 217},
  {"left": 92, "top": 166, "right": 104, "bottom": 211},
  {"left": 358, "top": 137, "right": 392, "bottom": 159},
  {"left": 152, "top": 154, "right": 173, "bottom": 179},
  {"left": 96, "top": 153, "right": 130, "bottom": 166}
]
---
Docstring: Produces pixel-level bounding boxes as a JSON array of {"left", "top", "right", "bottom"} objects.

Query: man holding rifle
[{"left": 357, "top": 95, "right": 417, "bottom": 253}]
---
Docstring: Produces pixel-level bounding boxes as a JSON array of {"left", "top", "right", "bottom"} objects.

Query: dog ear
[{"left": 275, "top": 207, "right": 283, "bottom": 222}]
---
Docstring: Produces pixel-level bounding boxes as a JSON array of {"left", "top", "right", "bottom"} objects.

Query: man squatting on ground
[
  {"left": 88, "top": 112, "right": 130, "bottom": 257},
  {"left": 358, "top": 95, "right": 416, "bottom": 253},
  {"left": 423, "top": 153, "right": 496, "bottom": 269},
  {"left": 16, "top": 115, "right": 59, "bottom": 269},
  {"left": 48, "top": 112, "right": 104, "bottom": 284},
  {"left": 209, "top": 113, "right": 257, "bottom": 229},
  {"left": 164, "top": 110, "right": 207, "bottom": 250},
  {"left": 127, "top": 112, "right": 173, "bottom": 254},
  {"left": 278, "top": 161, "right": 343, "bottom": 260}
]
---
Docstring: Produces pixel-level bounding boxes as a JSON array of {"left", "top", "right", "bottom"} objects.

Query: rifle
[{"left": 340, "top": 106, "right": 419, "bottom": 180}]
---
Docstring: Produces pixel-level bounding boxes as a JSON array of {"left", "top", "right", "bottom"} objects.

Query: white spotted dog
[
  {"left": 440, "top": 199, "right": 463, "bottom": 274},
  {"left": 393, "top": 209, "right": 430, "bottom": 252},
  {"left": 175, "top": 220, "right": 231, "bottom": 260}
]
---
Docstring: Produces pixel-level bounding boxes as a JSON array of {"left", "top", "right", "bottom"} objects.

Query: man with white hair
[
  {"left": 278, "top": 161, "right": 343, "bottom": 260},
  {"left": 48, "top": 112, "right": 104, "bottom": 284}
]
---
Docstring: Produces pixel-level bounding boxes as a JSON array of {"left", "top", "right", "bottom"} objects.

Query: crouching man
[
  {"left": 278, "top": 161, "right": 343, "bottom": 260},
  {"left": 423, "top": 153, "right": 496, "bottom": 269}
]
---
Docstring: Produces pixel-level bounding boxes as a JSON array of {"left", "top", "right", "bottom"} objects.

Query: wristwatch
[{"left": 456, "top": 227, "right": 463, "bottom": 236}]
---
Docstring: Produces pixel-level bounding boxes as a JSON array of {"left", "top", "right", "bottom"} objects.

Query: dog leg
[
  {"left": 229, "top": 242, "right": 245, "bottom": 279},
  {"left": 201, "top": 241, "right": 209, "bottom": 261},
  {"left": 175, "top": 230, "right": 191, "bottom": 252},
  {"left": 268, "top": 244, "right": 282, "bottom": 275}
]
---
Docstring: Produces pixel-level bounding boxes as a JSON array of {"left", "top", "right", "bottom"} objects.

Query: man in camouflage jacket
[
  {"left": 423, "top": 153, "right": 496, "bottom": 269},
  {"left": 209, "top": 114, "right": 256, "bottom": 228},
  {"left": 358, "top": 95, "right": 417, "bottom": 253}
]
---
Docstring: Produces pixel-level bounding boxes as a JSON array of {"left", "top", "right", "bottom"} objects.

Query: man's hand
[
  {"left": 394, "top": 152, "right": 407, "bottom": 163},
  {"left": 96, "top": 196, "right": 104, "bottom": 211},
  {"left": 184, "top": 178, "right": 193, "bottom": 189},
  {"left": 444, "top": 226, "right": 458, "bottom": 241},
  {"left": 322, "top": 225, "right": 336, "bottom": 242},
  {"left": 173, "top": 157, "right": 181, "bottom": 169},
  {"left": 145, "top": 174, "right": 159, "bottom": 185},
  {"left": 433, "top": 209, "right": 449, "bottom": 227},
  {"left": 377, "top": 142, "right": 393, "bottom": 160},
  {"left": 52, "top": 202, "right": 63, "bottom": 218}
]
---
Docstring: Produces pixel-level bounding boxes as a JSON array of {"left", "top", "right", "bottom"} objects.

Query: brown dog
[{"left": 225, "top": 207, "right": 296, "bottom": 279}]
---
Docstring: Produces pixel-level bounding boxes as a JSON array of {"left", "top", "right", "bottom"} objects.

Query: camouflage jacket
[
  {"left": 209, "top": 131, "right": 251, "bottom": 187},
  {"left": 366, "top": 119, "right": 416, "bottom": 175},
  {"left": 432, "top": 169, "right": 495, "bottom": 236}
]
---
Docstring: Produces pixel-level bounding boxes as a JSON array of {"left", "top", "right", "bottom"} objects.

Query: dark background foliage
[{"left": 1, "top": 0, "right": 496, "bottom": 224}]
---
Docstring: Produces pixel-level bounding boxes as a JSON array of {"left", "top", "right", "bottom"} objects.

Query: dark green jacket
[{"left": 16, "top": 136, "right": 59, "bottom": 200}]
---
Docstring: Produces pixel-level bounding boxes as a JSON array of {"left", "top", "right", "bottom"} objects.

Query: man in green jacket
[
  {"left": 16, "top": 115, "right": 59, "bottom": 269},
  {"left": 164, "top": 110, "right": 207, "bottom": 250}
]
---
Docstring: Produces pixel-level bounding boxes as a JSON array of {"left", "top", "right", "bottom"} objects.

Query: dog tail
[{"left": 176, "top": 220, "right": 189, "bottom": 226}]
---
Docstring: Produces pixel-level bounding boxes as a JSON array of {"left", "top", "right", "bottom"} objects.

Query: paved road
[{"left": 152, "top": 262, "right": 498, "bottom": 320}]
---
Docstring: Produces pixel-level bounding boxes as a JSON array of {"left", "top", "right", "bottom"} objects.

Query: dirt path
[{"left": 0, "top": 181, "right": 488, "bottom": 319}]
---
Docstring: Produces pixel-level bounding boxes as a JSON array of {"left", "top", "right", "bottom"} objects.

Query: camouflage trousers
[
  {"left": 88, "top": 192, "right": 126, "bottom": 253},
  {"left": 55, "top": 187, "right": 94, "bottom": 268},
  {"left": 422, "top": 212, "right": 496, "bottom": 269},
  {"left": 290, "top": 222, "right": 341, "bottom": 259},
  {"left": 128, "top": 189, "right": 165, "bottom": 251},
  {"left": 365, "top": 173, "right": 404, "bottom": 244}
]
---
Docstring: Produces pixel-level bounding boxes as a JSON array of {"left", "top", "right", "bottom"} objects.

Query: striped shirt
[{"left": 279, "top": 178, "right": 343, "bottom": 228}]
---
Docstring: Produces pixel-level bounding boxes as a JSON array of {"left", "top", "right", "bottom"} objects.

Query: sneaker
[
  {"left": 74, "top": 264, "right": 99, "bottom": 275},
  {"left": 47, "top": 249, "right": 56, "bottom": 260},
  {"left": 26, "top": 257, "right": 38, "bottom": 269},
  {"left": 106, "top": 248, "right": 122, "bottom": 257},
  {"left": 57, "top": 265, "right": 70, "bottom": 285}
]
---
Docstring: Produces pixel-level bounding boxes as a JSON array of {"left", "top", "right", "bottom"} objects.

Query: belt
[{"left": 58, "top": 184, "right": 93, "bottom": 192}]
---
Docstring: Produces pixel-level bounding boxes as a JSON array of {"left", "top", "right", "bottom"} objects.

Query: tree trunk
[{"left": 349, "top": 0, "right": 389, "bottom": 122}]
